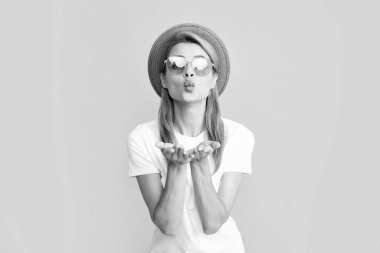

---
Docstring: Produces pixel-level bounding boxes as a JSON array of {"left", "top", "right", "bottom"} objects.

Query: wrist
[
  {"left": 168, "top": 159, "right": 187, "bottom": 168},
  {"left": 167, "top": 161, "right": 188, "bottom": 174},
  {"left": 190, "top": 156, "right": 208, "bottom": 168},
  {"left": 190, "top": 159, "right": 210, "bottom": 175}
]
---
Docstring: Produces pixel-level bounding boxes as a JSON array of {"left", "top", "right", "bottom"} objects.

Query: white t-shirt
[{"left": 127, "top": 117, "right": 255, "bottom": 253}]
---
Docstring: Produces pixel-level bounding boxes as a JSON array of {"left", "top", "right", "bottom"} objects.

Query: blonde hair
[{"left": 158, "top": 32, "right": 225, "bottom": 171}]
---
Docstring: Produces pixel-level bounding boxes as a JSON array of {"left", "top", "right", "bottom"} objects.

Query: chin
[
  {"left": 182, "top": 96, "right": 208, "bottom": 103},
  {"left": 169, "top": 89, "right": 209, "bottom": 103}
]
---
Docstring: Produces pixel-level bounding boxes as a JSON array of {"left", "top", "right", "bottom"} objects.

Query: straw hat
[{"left": 147, "top": 23, "right": 230, "bottom": 97}]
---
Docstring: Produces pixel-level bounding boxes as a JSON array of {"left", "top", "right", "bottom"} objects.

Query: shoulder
[
  {"left": 221, "top": 117, "right": 255, "bottom": 142},
  {"left": 128, "top": 119, "right": 160, "bottom": 145}
]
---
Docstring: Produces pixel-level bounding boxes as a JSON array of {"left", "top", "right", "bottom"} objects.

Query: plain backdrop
[{"left": 1, "top": 0, "right": 379, "bottom": 252}]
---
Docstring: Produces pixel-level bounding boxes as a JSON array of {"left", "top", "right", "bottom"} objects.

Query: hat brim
[{"left": 148, "top": 23, "right": 230, "bottom": 97}]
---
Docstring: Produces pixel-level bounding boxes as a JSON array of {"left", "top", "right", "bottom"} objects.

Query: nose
[{"left": 183, "top": 62, "right": 194, "bottom": 78}]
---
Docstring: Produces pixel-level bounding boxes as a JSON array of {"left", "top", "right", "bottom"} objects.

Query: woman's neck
[{"left": 173, "top": 100, "right": 206, "bottom": 137}]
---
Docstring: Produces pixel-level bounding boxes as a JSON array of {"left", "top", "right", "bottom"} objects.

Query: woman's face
[{"left": 160, "top": 42, "right": 218, "bottom": 103}]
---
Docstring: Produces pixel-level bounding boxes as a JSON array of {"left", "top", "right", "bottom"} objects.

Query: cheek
[
  {"left": 165, "top": 75, "right": 183, "bottom": 88},
  {"left": 198, "top": 77, "right": 214, "bottom": 90}
]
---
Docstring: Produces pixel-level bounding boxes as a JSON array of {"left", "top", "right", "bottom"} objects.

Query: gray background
[{"left": 1, "top": 0, "right": 379, "bottom": 252}]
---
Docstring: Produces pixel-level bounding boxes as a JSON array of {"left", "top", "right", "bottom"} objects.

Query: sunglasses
[{"left": 163, "top": 55, "right": 216, "bottom": 76}]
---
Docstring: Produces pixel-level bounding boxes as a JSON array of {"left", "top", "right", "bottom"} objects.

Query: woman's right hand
[{"left": 155, "top": 141, "right": 194, "bottom": 168}]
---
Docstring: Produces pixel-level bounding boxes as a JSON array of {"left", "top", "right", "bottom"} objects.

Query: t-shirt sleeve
[
  {"left": 127, "top": 127, "right": 160, "bottom": 177},
  {"left": 222, "top": 125, "right": 255, "bottom": 174}
]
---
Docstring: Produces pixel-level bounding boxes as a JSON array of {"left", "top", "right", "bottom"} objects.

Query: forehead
[{"left": 168, "top": 42, "right": 210, "bottom": 59}]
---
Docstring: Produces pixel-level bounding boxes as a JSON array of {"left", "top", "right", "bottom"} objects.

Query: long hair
[{"left": 158, "top": 32, "right": 225, "bottom": 171}]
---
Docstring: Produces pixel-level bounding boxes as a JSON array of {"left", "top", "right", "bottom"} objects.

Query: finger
[
  {"left": 199, "top": 150, "right": 210, "bottom": 160},
  {"left": 186, "top": 150, "right": 195, "bottom": 161},
  {"left": 175, "top": 144, "right": 182, "bottom": 161},
  {"left": 162, "top": 149, "right": 172, "bottom": 158},
  {"left": 203, "top": 145, "right": 213, "bottom": 153},
  {"left": 186, "top": 148, "right": 196, "bottom": 161},
  {"left": 163, "top": 146, "right": 175, "bottom": 157},
  {"left": 206, "top": 141, "right": 220, "bottom": 150},
  {"left": 170, "top": 144, "right": 178, "bottom": 160},
  {"left": 178, "top": 145, "right": 185, "bottom": 161},
  {"left": 159, "top": 144, "right": 169, "bottom": 156},
  {"left": 194, "top": 149, "right": 200, "bottom": 160},
  {"left": 198, "top": 144, "right": 216, "bottom": 160},
  {"left": 155, "top": 141, "right": 165, "bottom": 150},
  {"left": 181, "top": 150, "right": 190, "bottom": 163},
  {"left": 187, "top": 151, "right": 196, "bottom": 163},
  {"left": 169, "top": 144, "right": 176, "bottom": 160},
  {"left": 197, "top": 144, "right": 204, "bottom": 152},
  {"left": 186, "top": 154, "right": 193, "bottom": 163},
  {"left": 213, "top": 142, "right": 221, "bottom": 149},
  {"left": 156, "top": 141, "right": 175, "bottom": 150},
  {"left": 178, "top": 145, "right": 184, "bottom": 155}
]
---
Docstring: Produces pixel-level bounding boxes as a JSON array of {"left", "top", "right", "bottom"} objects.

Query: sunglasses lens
[
  {"left": 192, "top": 58, "right": 208, "bottom": 71},
  {"left": 193, "top": 58, "right": 212, "bottom": 76},
  {"left": 167, "top": 56, "right": 186, "bottom": 73}
]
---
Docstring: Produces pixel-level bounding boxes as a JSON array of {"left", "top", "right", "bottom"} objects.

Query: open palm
[
  {"left": 187, "top": 141, "right": 221, "bottom": 162},
  {"left": 155, "top": 141, "right": 194, "bottom": 164}
]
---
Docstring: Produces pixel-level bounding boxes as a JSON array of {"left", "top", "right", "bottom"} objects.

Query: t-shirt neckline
[{"left": 173, "top": 128, "right": 206, "bottom": 142}]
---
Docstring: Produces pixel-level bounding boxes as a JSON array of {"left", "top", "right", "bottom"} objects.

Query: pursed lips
[{"left": 184, "top": 80, "right": 195, "bottom": 87}]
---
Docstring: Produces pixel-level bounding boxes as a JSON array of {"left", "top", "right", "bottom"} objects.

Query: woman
[{"left": 127, "top": 23, "right": 255, "bottom": 253}]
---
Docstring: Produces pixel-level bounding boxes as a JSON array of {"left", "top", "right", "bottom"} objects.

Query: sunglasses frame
[{"left": 162, "top": 55, "right": 216, "bottom": 75}]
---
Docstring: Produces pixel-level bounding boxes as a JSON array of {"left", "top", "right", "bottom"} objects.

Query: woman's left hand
[{"left": 188, "top": 141, "right": 221, "bottom": 164}]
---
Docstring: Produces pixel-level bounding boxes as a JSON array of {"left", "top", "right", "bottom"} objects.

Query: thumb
[
  {"left": 206, "top": 141, "right": 220, "bottom": 150},
  {"left": 155, "top": 141, "right": 165, "bottom": 149}
]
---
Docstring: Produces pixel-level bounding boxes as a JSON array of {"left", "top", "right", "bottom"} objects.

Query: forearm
[
  {"left": 153, "top": 163, "right": 187, "bottom": 235},
  {"left": 190, "top": 163, "right": 228, "bottom": 234}
]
